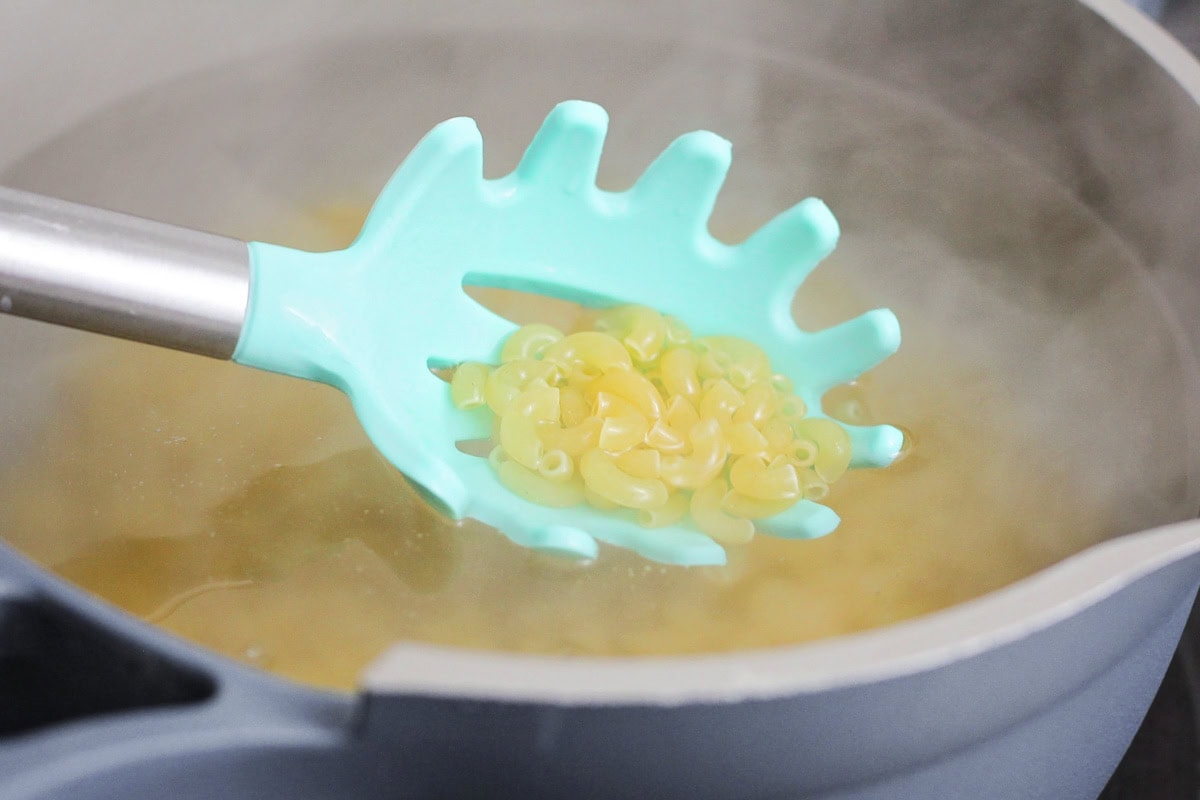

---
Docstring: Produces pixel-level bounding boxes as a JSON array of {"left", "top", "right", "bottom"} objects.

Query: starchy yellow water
[{"left": 0, "top": 206, "right": 1108, "bottom": 691}]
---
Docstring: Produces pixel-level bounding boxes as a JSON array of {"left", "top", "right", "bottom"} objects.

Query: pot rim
[
  {"left": 1081, "top": 0, "right": 1200, "bottom": 106},
  {"left": 363, "top": 518, "right": 1200, "bottom": 704}
]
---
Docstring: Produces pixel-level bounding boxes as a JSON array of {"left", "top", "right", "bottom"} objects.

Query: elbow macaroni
[
  {"left": 448, "top": 303, "right": 877, "bottom": 547},
  {"left": 580, "top": 449, "right": 670, "bottom": 510}
]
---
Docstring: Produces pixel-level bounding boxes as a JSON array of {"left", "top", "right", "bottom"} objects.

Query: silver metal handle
[{"left": 0, "top": 187, "right": 251, "bottom": 359}]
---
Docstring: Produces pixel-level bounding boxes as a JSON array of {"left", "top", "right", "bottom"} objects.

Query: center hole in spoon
[{"left": 462, "top": 281, "right": 607, "bottom": 330}]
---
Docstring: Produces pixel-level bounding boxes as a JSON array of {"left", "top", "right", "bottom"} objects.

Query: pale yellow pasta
[
  {"left": 719, "top": 490, "right": 796, "bottom": 520},
  {"left": 695, "top": 336, "right": 770, "bottom": 388},
  {"left": 663, "top": 315, "right": 691, "bottom": 347},
  {"left": 789, "top": 437, "right": 819, "bottom": 468},
  {"left": 778, "top": 394, "right": 807, "bottom": 422},
  {"left": 761, "top": 418, "right": 794, "bottom": 451},
  {"left": 698, "top": 379, "right": 744, "bottom": 425},
  {"left": 450, "top": 303, "right": 874, "bottom": 550},
  {"left": 485, "top": 374, "right": 521, "bottom": 416},
  {"left": 559, "top": 387, "right": 589, "bottom": 427},
  {"left": 728, "top": 454, "right": 800, "bottom": 501},
  {"left": 450, "top": 362, "right": 490, "bottom": 410},
  {"left": 733, "top": 381, "right": 777, "bottom": 427},
  {"left": 540, "top": 417, "right": 602, "bottom": 457},
  {"left": 696, "top": 349, "right": 732, "bottom": 381},
  {"left": 792, "top": 418, "right": 852, "bottom": 482},
  {"left": 596, "top": 304, "right": 667, "bottom": 363},
  {"left": 495, "top": 460, "right": 585, "bottom": 508},
  {"left": 514, "top": 359, "right": 562, "bottom": 385},
  {"left": 565, "top": 365, "right": 604, "bottom": 389},
  {"left": 644, "top": 419, "right": 688, "bottom": 454},
  {"left": 641, "top": 367, "right": 666, "bottom": 394},
  {"left": 798, "top": 467, "right": 831, "bottom": 502},
  {"left": 625, "top": 317, "right": 667, "bottom": 364},
  {"left": 591, "top": 391, "right": 644, "bottom": 419},
  {"left": 500, "top": 323, "right": 564, "bottom": 363},
  {"left": 544, "top": 332, "right": 633, "bottom": 373},
  {"left": 485, "top": 360, "right": 558, "bottom": 415},
  {"left": 584, "top": 487, "right": 621, "bottom": 510},
  {"left": 725, "top": 421, "right": 769, "bottom": 456},
  {"left": 598, "top": 415, "right": 650, "bottom": 453},
  {"left": 726, "top": 364, "right": 759, "bottom": 392},
  {"left": 690, "top": 479, "right": 755, "bottom": 544},
  {"left": 499, "top": 414, "right": 543, "bottom": 470},
  {"left": 660, "top": 419, "right": 728, "bottom": 490},
  {"left": 587, "top": 369, "right": 665, "bottom": 421},
  {"left": 538, "top": 449, "right": 574, "bottom": 482},
  {"left": 499, "top": 383, "right": 559, "bottom": 469},
  {"left": 638, "top": 491, "right": 689, "bottom": 528},
  {"left": 664, "top": 395, "right": 700, "bottom": 432},
  {"left": 616, "top": 448, "right": 661, "bottom": 480},
  {"left": 579, "top": 449, "right": 669, "bottom": 510},
  {"left": 487, "top": 445, "right": 508, "bottom": 471},
  {"left": 659, "top": 347, "right": 701, "bottom": 399}
]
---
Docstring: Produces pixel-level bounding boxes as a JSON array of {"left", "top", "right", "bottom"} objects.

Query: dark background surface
[
  {"left": 1100, "top": 617, "right": 1199, "bottom": 797},
  {"left": 1099, "top": 6, "right": 1200, "bottom": 797}
]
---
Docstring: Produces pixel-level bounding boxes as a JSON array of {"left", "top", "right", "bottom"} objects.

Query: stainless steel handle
[{"left": 0, "top": 187, "right": 251, "bottom": 359}]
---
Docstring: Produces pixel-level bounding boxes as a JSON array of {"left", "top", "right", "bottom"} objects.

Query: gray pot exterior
[
  {"left": 2, "top": 538, "right": 1198, "bottom": 799},
  {"left": 358, "top": 562, "right": 1200, "bottom": 800}
]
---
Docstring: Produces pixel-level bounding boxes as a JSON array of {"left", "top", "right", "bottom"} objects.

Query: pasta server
[{"left": 0, "top": 100, "right": 901, "bottom": 566}]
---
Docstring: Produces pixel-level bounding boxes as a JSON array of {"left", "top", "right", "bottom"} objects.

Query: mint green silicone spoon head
[{"left": 232, "top": 100, "right": 902, "bottom": 566}]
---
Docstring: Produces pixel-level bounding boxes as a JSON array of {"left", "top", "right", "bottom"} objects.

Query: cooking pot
[{"left": 3, "top": 1, "right": 1200, "bottom": 798}]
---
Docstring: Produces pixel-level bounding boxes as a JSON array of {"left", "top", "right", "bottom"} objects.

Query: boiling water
[{"left": 0, "top": 33, "right": 1183, "bottom": 691}]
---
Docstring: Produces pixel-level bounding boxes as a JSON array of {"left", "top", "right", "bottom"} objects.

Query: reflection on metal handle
[{"left": 0, "top": 187, "right": 250, "bottom": 359}]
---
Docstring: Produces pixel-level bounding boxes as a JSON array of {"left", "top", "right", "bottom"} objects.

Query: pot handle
[
  {"left": 0, "top": 574, "right": 218, "bottom": 739},
  {"left": 0, "top": 542, "right": 353, "bottom": 800}
]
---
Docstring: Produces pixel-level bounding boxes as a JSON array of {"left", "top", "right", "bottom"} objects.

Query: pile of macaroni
[{"left": 448, "top": 305, "right": 851, "bottom": 545}]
